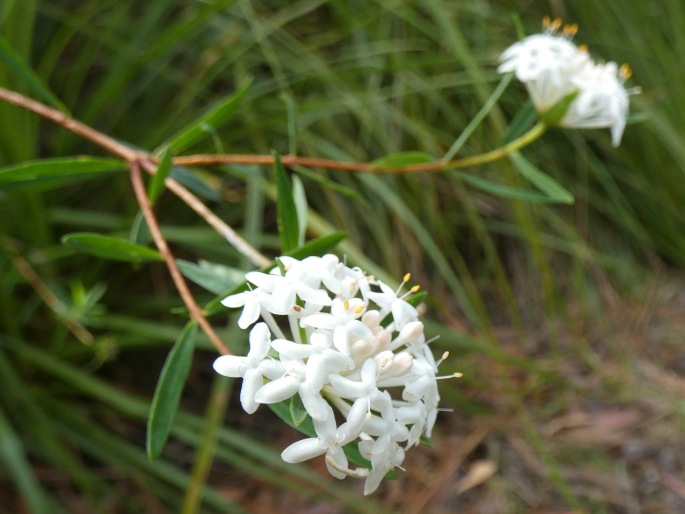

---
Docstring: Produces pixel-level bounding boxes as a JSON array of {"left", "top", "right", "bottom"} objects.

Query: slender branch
[
  {"left": 171, "top": 122, "right": 546, "bottom": 174},
  {"left": 129, "top": 161, "right": 230, "bottom": 355},
  {"left": 138, "top": 158, "right": 270, "bottom": 267},
  {"left": 0, "top": 87, "right": 143, "bottom": 162}
]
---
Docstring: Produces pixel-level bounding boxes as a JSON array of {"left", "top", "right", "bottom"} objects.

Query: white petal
[
  {"left": 271, "top": 339, "right": 314, "bottom": 360},
  {"left": 236, "top": 297, "right": 261, "bottom": 329},
  {"left": 325, "top": 446, "right": 349, "bottom": 480},
  {"left": 212, "top": 355, "right": 247, "bottom": 378},
  {"left": 248, "top": 322, "right": 271, "bottom": 360},
  {"left": 301, "top": 313, "right": 337, "bottom": 330},
  {"left": 281, "top": 438, "right": 327, "bottom": 463},
  {"left": 240, "top": 368, "right": 264, "bottom": 414},
  {"left": 266, "top": 284, "right": 295, "bottom": 314},
  {"left": 254, "top": 376, "right": 300, "bottom": 404},
  {"left": 221, "top": 290, "right": 250, "bottom": 308}
]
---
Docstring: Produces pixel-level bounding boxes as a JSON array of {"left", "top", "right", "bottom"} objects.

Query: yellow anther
[
  {"left": 344, "top": 300, "right": 350, "bottom": 310},
  {"left": 293, "top": 305, "right": 302, "bottom": 312},
  {"left": 403, "top": 272, "right": 411, "bottom": 283},
  {"left": 563, "top": 23, "right": 578, "bottom": 36},
  {"left": 550, "top": 17, "right": 562, "bottom": 31},
  {"left": 442, "top": 351, "right": 450, "bottom": 360},
  {"left": 542, "top": 15, "right": 551, "bottom": 28},
  {"left": 619, "top": 63, "right": 632, "bottom": 79},
  {"left": 355, "top": 305, "right": 364, "bottom": 314},
  {"left": 454, "top": 372, "right": 464, "bottom": 378},
  {"left": 578, "top": 44, "right": 589, "bottom": 53},
  {"left": 410, "top": 284, "right": 421, "bottom": 293}
]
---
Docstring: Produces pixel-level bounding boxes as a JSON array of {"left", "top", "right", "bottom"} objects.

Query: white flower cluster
[
  {"left": 213, "top": 254, "right": 447, "bottom": 495},
  {"left": 498, "top": 16, "right": 636, "bottom": 146}
]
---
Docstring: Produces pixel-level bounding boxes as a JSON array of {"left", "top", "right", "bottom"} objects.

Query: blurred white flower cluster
[
  {"left": 498, "top": 16, "right": 636, "bottom": 146},
  {"left": 213, "top": 254, "right": 449, "bottom": 495}
]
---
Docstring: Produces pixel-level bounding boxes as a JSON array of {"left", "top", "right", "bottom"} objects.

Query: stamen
[
  {"left": 403, "top": 272, "right": 411, "bottom": 283},
  {"left": 293, "top": 305, "right": 302, "bottom": 312},
  {"left": 355, "top": 305, "right": 364, "bottom": 314},
  {"left": 344, "top": 300, "right": 350, "bottom": 311},
  {"left": 619, "top": 63, "right": 632, "bottom": 80},
  {"left": 550, "top": 17, "right": 562, "bottom": 31},
  {"left": 410, "top": 284, "right": 420, "bottom": 293},
  {"left": 435, "top": 351, "right": 449, "bottom": 367},
  {"left": 436, "top": 372, "right": 463, "bottom": 380},
  {"left": 578, "top": 44, "right": 589, "bottom": 53},
  {"left": 562, "top": 23, "right": 578, "bottom": 37}
]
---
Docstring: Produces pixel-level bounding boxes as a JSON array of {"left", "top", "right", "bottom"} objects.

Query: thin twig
[
  {"left": 171, "top": 122, "right": 546, "bottom": 174},
  {"left": 138, "top": 158, "right": 270, "bottom": 267},
  {"left": 129, "top": 161, "right": 230, "bottom": 355}
]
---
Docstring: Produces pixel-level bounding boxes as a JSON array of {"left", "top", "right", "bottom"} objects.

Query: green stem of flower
[{"left": 433, "top": 120, "right": 547, "bottom": 172}]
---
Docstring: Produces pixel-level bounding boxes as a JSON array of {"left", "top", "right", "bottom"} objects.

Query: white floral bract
[
  {"left": 498, "top": 17, "right": 634, "bottom": 146},
  {"left": 213, "top": 254, "right": 443, "bottom": 495}
]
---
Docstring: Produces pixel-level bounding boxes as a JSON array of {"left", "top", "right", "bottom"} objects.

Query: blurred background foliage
[{"left": 1, "top": 0, "right": 685, "bottom": 512}]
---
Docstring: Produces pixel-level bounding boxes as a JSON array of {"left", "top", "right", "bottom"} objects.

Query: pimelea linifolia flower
[
  {"left": 214, "top": 254, "right": 457, "bottom": 495},
  {"left": 498, "top": 16, "right": 637, "bottom": 146}
]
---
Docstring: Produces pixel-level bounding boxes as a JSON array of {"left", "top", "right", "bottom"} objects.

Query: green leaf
[
  {"left": 501, "top": 100, "right": 537, "bottom": 145},
  {"left": 274, "top": 152, "right": 300, "bottom": 253},
  {"left": 62, "top": 232, "right": 163, "bottom": 263},
  {"left": 289, "top": 394, "right": 308, "bottom": 427},
  {"left": 148, "top": 148, "right": 173, "bottom": 204},
  {"left": 0, "top": 157, "right": 127, "bottom": 191},
  {"left": 176, "top": 259, "right": 241, "bottom": 295},
  {"left": 509, "top": 152, "right": 575, "bottom": 204},
  {"left": 457, "top": 172, "right": 557, "bottom": 203},
  {"left": 287, "top": 230, "right": 347, "bottom": 260},
  {"left": 203, "top": 231, "right": 347, "bottom": 316},
  {"left": 370, "top": 151, "right": 435, "bottom": 169},
  {"left": 157, "top": 79, "right": 252, "bottom": 153},
  {"left": 406, "top": 290, "right": 428, "bottom": 307},
  {"left": 539, "top": 91, "right": 580, "bottom": 127},
  {"left": 147, "top": 322, "right": 198, "bottom": 460},
  {"left": 0, "top": 34, "right": 68, "bottom": 113}
]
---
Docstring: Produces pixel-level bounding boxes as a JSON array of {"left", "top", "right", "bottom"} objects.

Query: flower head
[
  {"left": 214, "top": 254, "right": 451, "bottom": 494},
  {"left": 498, "top": 16, "right": 636, "bottom": 146}
]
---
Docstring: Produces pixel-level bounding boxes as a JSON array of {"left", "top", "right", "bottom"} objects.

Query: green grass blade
[
  {"left": 0, "top": 34, "right": 68, "bottom": 112},
  {"left": 0, "top": 405, "right": 55, "bottom": 514}
]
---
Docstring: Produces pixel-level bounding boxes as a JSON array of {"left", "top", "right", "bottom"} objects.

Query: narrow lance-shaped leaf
[
  {"left": 148, "top": 147, "right": 173, "bottom": 204},
  {"left": 147, "top": 322, "right": 198, "bottom": 460},
  {"left": 0, "top": 157, "right": 127, "bottom": 192},
  {"left": 156, "top": 79, "right": 252, "bottom": 154},
  {"left": 274, "top": 152, "right": 300, "bottom": 253},
  {"left": 62, "top": 232, "right": 163, "bottom": 263},
  {"left": 509, "top": 152, "right": 575, "bottom": 204},
  {"left": 370, "top": 151, "right": 435, "bottom": 170}
]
